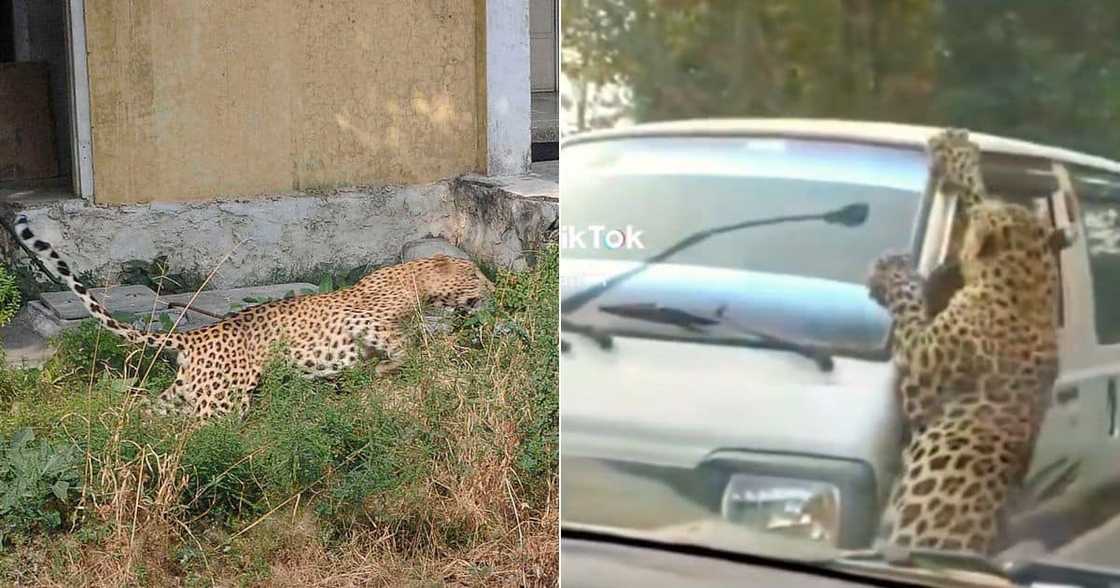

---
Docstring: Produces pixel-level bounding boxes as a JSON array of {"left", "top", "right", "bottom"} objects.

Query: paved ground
[
  {"left": 531, "top": 160, "right": 559, "bottom": 184},
  {"left": 0, "top": 314, "right": 52, "bottom": 368}
]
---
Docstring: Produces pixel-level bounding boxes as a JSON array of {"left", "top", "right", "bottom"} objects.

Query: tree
[{"left": 562, "top": 0, "right": 1120, "bottom": 159}]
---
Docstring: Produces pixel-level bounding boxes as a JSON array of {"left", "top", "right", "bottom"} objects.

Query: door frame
[{"left": 64, "top": 0, "right": 93, "bottom": 200}]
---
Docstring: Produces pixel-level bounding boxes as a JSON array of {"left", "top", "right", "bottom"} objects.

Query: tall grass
[{"left": 0, "top": 247, "right": 558, "bottom": 587}]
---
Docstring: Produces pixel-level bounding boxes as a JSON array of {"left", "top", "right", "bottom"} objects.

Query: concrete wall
[{"left": 84, "top": 0, "right": 485, "bottom": 204}]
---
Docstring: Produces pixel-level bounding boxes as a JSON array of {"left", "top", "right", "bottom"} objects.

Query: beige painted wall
[{"left": 85, "top": 0, "right": 484, "bottom": 204}]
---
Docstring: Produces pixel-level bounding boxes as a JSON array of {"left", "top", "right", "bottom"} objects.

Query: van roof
[{"left": 563, "top": 118, "right": 1120, "bottom": 175}]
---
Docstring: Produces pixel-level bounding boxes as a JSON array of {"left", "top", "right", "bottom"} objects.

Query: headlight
[
  {"left": 703, "top": 451, "right": 879, "bottom": 549},
  {"left": 720, "top": 473, "right": 841, "bottom": 544},
  {"left": 560, "top": 452, "right": 879, "bottom": 550}
]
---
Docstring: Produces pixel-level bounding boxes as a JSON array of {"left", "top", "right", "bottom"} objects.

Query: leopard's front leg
[
  {"left": 345, "top": 316, "right": 406, "bottom": 376},
  {"left": 868, "top": 252, "right": 932, "bottom": 353},
  {"left": 868, "top": 252, "right": 943, "bottom": 425}
]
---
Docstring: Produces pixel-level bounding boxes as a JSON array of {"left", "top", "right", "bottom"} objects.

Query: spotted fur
[
  {"left": 14, "top": 216, "right": 494, "bottom": 421},
  {"left": 866, "top": 128, "right": 1072, "bottom": 555}
]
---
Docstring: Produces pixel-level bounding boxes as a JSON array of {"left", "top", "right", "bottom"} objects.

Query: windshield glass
[
  {"left": 563, "top": 136, "right": 926, "bottom": 283},
  {"left": 561, "top": 136, "right": 928, "bottom": 355}
]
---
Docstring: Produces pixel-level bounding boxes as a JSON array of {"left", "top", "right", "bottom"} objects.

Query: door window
[{"left": 1070, "top": 165, "right": 1120, "bottom": 345}]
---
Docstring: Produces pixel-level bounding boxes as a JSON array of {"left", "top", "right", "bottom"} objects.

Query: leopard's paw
[{"left": 868, "top": 251, "right": 915, "bottom": 307}]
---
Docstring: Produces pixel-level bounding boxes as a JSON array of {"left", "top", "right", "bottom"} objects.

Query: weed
[
  {"left": 182, "top": 419, "right": 258, "bottom": 517},
  {"left": 119, "top": 255, "right": 208, "bottom": 295},
  {"left": 0, "top": 428, "right": 83, "bottom": 545}
]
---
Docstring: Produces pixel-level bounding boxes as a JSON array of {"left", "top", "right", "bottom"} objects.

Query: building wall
[{"left": 85, "top": 0, "right": 484, "bottom": 204}]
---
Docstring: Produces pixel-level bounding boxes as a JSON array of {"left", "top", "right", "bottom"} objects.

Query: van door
[{"left": 1006, "top": 163, "right": 1120, "bottom": 551}]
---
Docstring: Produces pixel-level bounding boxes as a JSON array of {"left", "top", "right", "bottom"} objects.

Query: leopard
[
  {"left": 866, "top": 128, "right": 1073, "bottom": 556},
  {"left": 13, "top": 215, "right": 494, "bottom": 422}
]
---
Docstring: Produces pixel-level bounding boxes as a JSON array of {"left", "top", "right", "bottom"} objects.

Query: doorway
[
  {"left": 0, "top": 0, "right": 92, "bottom": 205},
  {"left": 530, "top": 0, "right": 558, "bottom": 162}
]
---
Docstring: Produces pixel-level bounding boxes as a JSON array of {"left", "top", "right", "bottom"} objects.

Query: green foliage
[
  {"left": 253, "top": 356, "right": 341, "bottom": 491},
  {"left": 0, "top": 428, "right": 82, "bottom": 544},
  {"left": 0, "top": 265, "right": 19, "bottom": 327},
  {"left": 564, "top": 0, "right": 1120, "bottom": 158},
  {"left": 253, "top": 353, "right": 426, "bottom": 498},
  {"left": 501, "top": 246, "right": 559, "bottom": 488},
  {"left": 182, "top": 420, "right": 257, "bottom": 516},
  {"left": 119, "top": 255, "right": 205, "bottom": 295},
  {"left": 47, "top": 320, "right": 176, "bottom": 392}
]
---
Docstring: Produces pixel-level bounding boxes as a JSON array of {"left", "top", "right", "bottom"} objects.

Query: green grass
[
  {"left": 0, "top": 265, "right": 19, "bottom": 327},
  {"left": 0, "top": 246, "right": 558, "bottom": 586}
]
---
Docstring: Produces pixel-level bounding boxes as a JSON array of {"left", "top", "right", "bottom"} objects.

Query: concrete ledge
[
  {"left": 3, "top": 281, "right": 319, "bottom": 365},
  {"left": 2, "top": 182, "right": 455, "bottom": 290},
  {"left": 448, "top": 173, "right": 558, "bottom": 271},
  {"left": 2, "top": 172, "right": 558, "bottom": 301}
]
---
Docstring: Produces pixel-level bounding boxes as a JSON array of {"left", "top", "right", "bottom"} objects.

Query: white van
[{"left": 559, "top": 119, "right": 1120, "bottom": 558}]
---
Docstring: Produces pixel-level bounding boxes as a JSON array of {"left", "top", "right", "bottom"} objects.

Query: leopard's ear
[
  {"left": 430, "top": 255, "right": 457, "bottom": 272},
  {"left": 1047, "top": 227, "right": 1075, "bottom": 253},
  {"left": 975, "top": 231, "right": 997, "bottom": 259}
]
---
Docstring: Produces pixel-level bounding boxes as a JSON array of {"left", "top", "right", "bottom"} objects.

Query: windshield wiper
[
  {"left": 561, "top": 317, "right": 613, "bottom": 353},
  {"left": 598, "top": 302, "right": 719, "bottom": 332},
  {"left": 598, "top": 301, "right": 834, "bottom": 372},
  {"left": 837, "top": 546, "right": 1010, "bottom": 580},
  {"left": 560, "top": 203, "right": 869, "bottom": 316}
]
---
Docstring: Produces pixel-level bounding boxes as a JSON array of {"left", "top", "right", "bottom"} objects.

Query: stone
[
  {"left": 0, "top": 307, "right": 53, "bottom": 367},
  {"left": 39, "top": 284, "right": 166, "bottom": 320},
  {"left": 400, "top": 238, "right": 471, "bottom": 262}
]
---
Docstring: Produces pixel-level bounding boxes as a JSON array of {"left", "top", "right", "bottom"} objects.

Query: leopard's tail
[{"left": 13, "top": 215, "right": 188, "bottom": 351}]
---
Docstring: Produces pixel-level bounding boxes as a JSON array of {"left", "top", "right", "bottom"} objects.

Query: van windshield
[{"left": 561, "top": 136, "right": 930, "bottom": 356}]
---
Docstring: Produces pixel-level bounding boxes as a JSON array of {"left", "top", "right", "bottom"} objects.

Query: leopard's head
[
  {"left": 415, "top": 255, "right": 494, "bottom": 312},
  {"left": 959, "top": 201, "right": 1072, "bottom": 297}
]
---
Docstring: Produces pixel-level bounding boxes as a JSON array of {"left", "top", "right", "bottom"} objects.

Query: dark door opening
[{"left": 0, "top": 0, "right": 77, "bottom": 203}]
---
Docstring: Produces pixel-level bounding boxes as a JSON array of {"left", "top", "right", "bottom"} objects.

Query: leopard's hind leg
[
  {"left": 879, "top": 416, "right": 1019, "bottom": 555},
  {"left": 135, "top": 354, "right": 194, "bottom": 418}
]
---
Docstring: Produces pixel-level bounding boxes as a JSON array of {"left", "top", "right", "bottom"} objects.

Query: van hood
[
  {"left": 561, "top": 332, "right": 902, "bottom": 470},
  {"left": 560, "top": 259, "right": 902, "bottom": 470}
]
